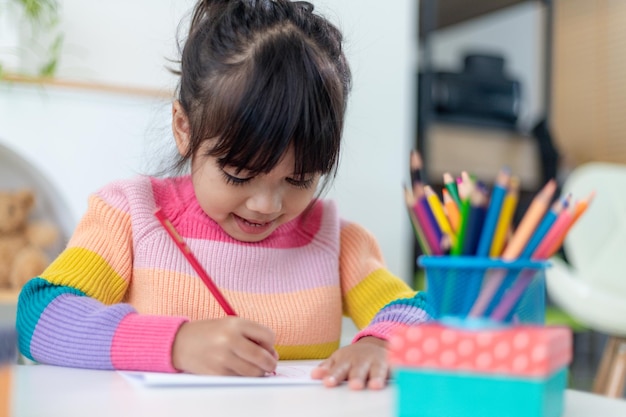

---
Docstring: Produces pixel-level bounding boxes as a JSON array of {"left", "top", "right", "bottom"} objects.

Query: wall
[
  {"left": 552, "top": 0, "right": 626, "bottom": 167},
  {"left": 0, "top": 0, "right": 417, "bottom": 282}
]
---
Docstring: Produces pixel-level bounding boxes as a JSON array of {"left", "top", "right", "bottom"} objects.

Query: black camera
[{"left": 429, "top": 53, "right": 521, "bottom": 128}]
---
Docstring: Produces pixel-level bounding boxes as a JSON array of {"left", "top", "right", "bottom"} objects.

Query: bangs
[{"left": 202, "top": 29, "right": 344, "bottom": 178}]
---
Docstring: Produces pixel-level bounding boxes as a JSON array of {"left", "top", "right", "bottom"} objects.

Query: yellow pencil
[
  {"left": 424, "top": 185, "right": 456, "bottom": 247},
  {"left": 489, "top": 177, "right": 520, "bottom": 257}
]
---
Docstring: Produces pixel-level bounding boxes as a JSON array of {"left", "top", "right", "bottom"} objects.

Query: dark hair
[{"left": 172, "top": 0, "right": 351, "bottom": 191}]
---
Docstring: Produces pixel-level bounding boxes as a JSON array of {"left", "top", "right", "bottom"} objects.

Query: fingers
[
  {"left": 310, "top": 357, "right": 334, "bottom": 380},
  {"left": 347, "top": 362, "right": 369, "bottom": 390},
  {"left": 311, "top": 340, "right": 391, "bottom": 390},
  {"left": 311, "top": 358, "right": 349, "bottom": 387},
  {"left": 240, "top": 321, "right": 277, "bottom": 358},
  {"left": 365, "top": 361, "right": 389, "bottom": 390},
  {"left": 172, "top": 317, "right": 278, "bottom": 376},
  {"left": 341, "top": 361, "right": 386, "bottom": 390},
  {"left": 230, "top": 336, "right": 278, "bottom": 376},
  {"left": 313, "top": 359, "right": 365, "bottom": 389}
]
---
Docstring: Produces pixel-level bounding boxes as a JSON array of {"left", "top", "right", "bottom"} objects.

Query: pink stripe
[
  {"left": 149, "top": 176, "right": 325, "bottom": 247},
  {"left": 96, "top": 176, "right": 154, "bottom": 212},
  {"left": 134, "top": 198, "right": 340, "bottom": 294},
  {"left": 135, "top": 242, "right": 339, "bottom": 293},
  {"left": 172, "top": 204, "right": 324, "bottom": 248},
  {"left": 352, "top": 322, "right": 409, "bottom": 343},
  {"left": 110, "top": 313, "right": 187, "bottom": 372}
]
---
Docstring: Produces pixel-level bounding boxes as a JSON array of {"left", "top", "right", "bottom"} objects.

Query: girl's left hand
[{"left": 310, "top": 336, "right": 389, "bottom": 390}]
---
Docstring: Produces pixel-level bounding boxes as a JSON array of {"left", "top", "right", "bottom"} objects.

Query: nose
[{"left": 246, "top": 187, "right": 282, "bottom": 215}]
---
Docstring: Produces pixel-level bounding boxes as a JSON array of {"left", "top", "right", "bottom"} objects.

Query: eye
[
  {"left": 286, "top": 177, "right": 315, "bottom": 190},
  {"left": 221, "top": 170, "right": 251, "bottom": 186}
]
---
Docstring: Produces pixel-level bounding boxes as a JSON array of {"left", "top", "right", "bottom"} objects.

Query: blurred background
[{"left": 1, "top": 0, "right": 625, "bottom": 395}]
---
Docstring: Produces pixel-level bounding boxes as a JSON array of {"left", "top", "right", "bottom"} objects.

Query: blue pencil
[
  {"left": 475, "top": 168, "right": 510, "bottom": 257},
  {"left": 458, "top": 186, "right": 487, "bottom": 315},
  {"left": 462, "top": 185, "right": 488, "bottom": 255}
]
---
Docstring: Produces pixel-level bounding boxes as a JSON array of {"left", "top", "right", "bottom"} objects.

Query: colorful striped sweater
[{"left": 16, "top": 176, "right": 429, "bottom": 372}]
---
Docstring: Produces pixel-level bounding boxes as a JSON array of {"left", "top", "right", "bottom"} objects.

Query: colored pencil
[
  {"left": 414, "top": 187, "right": 444, "bottom": 255},
  {"left": 424, "top": 185, "right": 456, "bottom": 247},
  {"left": 462, "top": 185, "right": 488, "bottom": 255},
  {"left": 404, "top": 186, "right": 432, "bottom": 255},
  {"left": 154, "top": 208, "right": 237, "bottom": 316},
  {"left": 490, "top": 206, "right": 576, "bottom": 320},
  {"left": 457, "top": 171, "right": 473, "bottom": 201},
  {"left": 469, "top": 179, "right": 557, "bottom": 317},
  {"left": 547, "top": 191, "right": 595, "bottom": 257},
  {"left": 450, "top": 181, "right": 473, "bottom": 256},
  {"left": 488, "top": 267, "right": 536, "bottom": 321},
  {"left": 489, "top": 177, "right": 520, "bottom": 257},
  {"left": 531, "top": 206, "right": 575, "bottom": 260},
  {"left": 410, "top": 150, "right": 424, "bottom": 198},
  {"left": 443, "top": 188, "right": 461, "bottom": 233},
  {"left": 443, "top": 172, "right": 461, "bottom": 206},
  {"left": 457, "top": 186, "right": 488, "bottom": 314},
  {"left": 476, "top": 167, "right": 510, "bottom": 257},
  {"left": 502, "top": 179, "right": 558, "bottom": 258},
  {"left": 520, "top": 194, "right": 570, "bottom": 259}
]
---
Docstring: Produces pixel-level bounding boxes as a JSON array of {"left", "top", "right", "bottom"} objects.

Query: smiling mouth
[
  {"left": 234, "top": 214, "right": 273, "bottom": 228},
  {"left": 233, "top": 214, "right": 276, "bottom": 233},
  {"left": 238, "top": 216, "right": 270, "bottom": 227}
]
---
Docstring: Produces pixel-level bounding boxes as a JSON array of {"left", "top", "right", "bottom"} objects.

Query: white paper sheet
[{"left": 120, "top": 363, "right": 321, "bottom": 387}]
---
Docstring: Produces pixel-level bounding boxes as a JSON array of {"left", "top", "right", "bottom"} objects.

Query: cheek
[
  {"left": 191, "top": 167, "right": 239, "bottom": 218},
  {"left": 285, "top": 188, "right": 317, "bottom": 214},
  {"left": 197, "top": 185, "right": 242, "bottom": 218}
]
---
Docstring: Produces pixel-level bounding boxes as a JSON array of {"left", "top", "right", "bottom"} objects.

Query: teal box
[{"left": 395, "top": 367, "right": 567, "bottom": 417}]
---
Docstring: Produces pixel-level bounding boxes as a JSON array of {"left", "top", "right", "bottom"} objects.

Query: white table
[{"left": 9, "top": 364, "right": 626, "bottom": 417}]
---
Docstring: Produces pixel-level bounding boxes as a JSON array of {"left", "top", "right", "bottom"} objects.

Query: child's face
[
  {"left": 172, "top": 101, "right": 321, "bottom": 242},
  {"left": 191, "top": 146, "right": 320, "bottom": 242},
  {"left": 190, "top": 144, "right": 320, "bottom": 243}
]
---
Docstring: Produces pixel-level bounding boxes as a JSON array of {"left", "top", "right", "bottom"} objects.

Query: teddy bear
[{"left": 0, "top": 189, "right": 60, "bottom": 290}]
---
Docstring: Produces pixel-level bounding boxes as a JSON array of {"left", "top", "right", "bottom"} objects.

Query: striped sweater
[{"left": 16, "top": 176, "right": 429, "bottom": 372}]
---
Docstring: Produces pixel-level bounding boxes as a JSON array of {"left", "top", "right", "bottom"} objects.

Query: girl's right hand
[{"left": 171, "top": 317, "right": 278, "bottom": 376}]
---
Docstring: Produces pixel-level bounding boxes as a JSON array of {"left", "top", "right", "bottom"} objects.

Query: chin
[{"left": 232, "top": 232, "right": 272, "bottom": 243}]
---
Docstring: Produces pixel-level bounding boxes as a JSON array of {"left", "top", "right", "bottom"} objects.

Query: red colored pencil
[{"left": 154, "top": 208, "right": 237, "bottom": 316}]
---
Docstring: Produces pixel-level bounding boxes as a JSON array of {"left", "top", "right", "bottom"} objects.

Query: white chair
[
  {"left": 546, "top": 162, "right": 626, "bottom": 398},
  {"left": 0, "top": 139, "right": 73, "bottom": 255},
  {"left": 0, "top": 139, "right": 73, "bottom": 328}
]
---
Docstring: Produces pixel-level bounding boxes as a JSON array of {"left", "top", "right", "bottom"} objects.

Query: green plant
[
  {"left": 1, "top": 0, "right": 63, "bottom": 77},
  {"left": 16, "top": 0, "right": 59, "bottom": 24}
]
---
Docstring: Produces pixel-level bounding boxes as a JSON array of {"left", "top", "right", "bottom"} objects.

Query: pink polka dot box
[{"left": 388, "top": 323, "right": 572, "bottom": 417}]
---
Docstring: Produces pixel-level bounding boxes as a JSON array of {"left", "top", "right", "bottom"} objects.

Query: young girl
[{"left": 15, "top": 0, "right": 429, "bottom": 390}]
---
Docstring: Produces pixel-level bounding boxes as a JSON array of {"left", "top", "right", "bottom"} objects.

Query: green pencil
[
  {"left": 451, "top": 193, "right": 472, "bottom": 255},
  {"left": 443, "top": 172, "right": 461, "bottom": 207}
]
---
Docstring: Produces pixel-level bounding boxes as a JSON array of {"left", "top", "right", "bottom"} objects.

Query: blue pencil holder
[{"left": 418, "top": 256, "right": 548, "bottom": 325}]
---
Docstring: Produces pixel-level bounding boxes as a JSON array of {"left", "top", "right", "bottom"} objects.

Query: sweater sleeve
[
  {"left": 16, "top": 190, "right": 188, "bottom": 372},
  {"left": 338, "top": 221, "right": 431, "bottom": 342}
]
